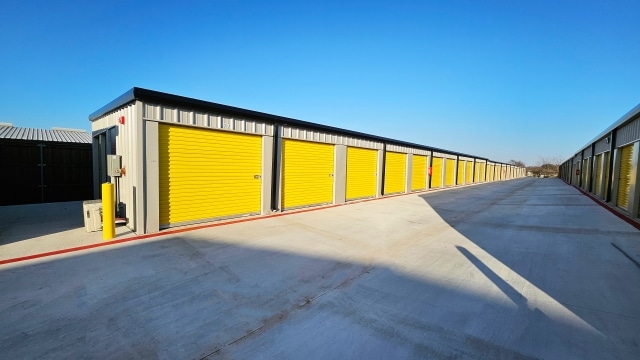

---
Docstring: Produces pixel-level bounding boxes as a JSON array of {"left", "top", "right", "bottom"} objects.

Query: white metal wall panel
[
  {"left": 280, "top": 125, "right": 383, "bottom": 149},
  {"left": 583, "top": 147, "right": 592, "bottom": 158},
  {"left": 385, "top": 144, "right": 429, "bottom": 156},
  {"left": 432, "top": 152, "right": 458, "bottom": 159},
  {"left": 90, "top": 102, "right": 141, "bottom": 232},
  {"left": 594, "top": 137, "right": 610, "bottom": 155},
  {"left": 142, "top": 103, "right": 274, "bottom": 136},
  {"left": 616, "top": 117, "right": 640, "bottom": 147}
]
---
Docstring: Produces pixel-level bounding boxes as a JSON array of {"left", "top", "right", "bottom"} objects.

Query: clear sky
[{"left": 1, "top": 0, "right": 639, "bottom": 165}]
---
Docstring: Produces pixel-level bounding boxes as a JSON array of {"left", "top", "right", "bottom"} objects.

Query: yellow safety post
[{"left": 102, "top": 182, "right": 115, "bottom": 240}]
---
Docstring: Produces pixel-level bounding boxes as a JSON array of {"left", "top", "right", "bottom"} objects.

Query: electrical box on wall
[{"left": 107, "top": 155, "right": 122, "bottom": 177}]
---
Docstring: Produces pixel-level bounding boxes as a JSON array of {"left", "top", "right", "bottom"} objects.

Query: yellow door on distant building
[
  {"left": 431, "top": 157, "right": 443, "bottom": 188},
  {"left": 445, "top": 158, "right": 455, "bottom": 186},
  {"left": 282, "top": 139, "right": 334, "bottom": 209},
  {"left": 594, "top": 154, "right": 602, "bottom": 197},
  {"left": 616, "top": 144, "right": 633, "bottom": 210},
  {"left": 346, "top": 147, "right": 378, "bottom": 201},
  {"left": 384, "top": 152, "right": 406, "bottom": 194},
  {"left": 411, "top": 155, "right": 427, "bottom": 191}
]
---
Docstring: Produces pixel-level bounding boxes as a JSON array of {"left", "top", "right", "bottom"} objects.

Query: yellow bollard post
[{"left": 102, "top": 182, "right": 115, "bottom": 240}]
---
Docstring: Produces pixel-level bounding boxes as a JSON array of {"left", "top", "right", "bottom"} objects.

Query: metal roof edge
[
  {"left": 573, "top": 102, "right": 640, "bottom": 158},
  {"left": 88, "top": 88, "right": 137, "bottom": 121},
  {"left": 89, "top": 87, "right": 522, "bottom": 164}
]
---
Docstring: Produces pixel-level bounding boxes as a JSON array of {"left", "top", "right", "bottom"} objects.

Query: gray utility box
[
  {"left": 83, "top": 200, "right": 102, "bottom": 232},
  {"left": 107, "top": 154, "right": 122, "bottom": 177}
]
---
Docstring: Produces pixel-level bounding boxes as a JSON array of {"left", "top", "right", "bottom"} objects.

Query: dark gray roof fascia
[
  {"left": 89, "top": 87, "right": 525, "bottom": 164},
  {"left": 569, "top": 102, "right": 640, "bottom": 160}
]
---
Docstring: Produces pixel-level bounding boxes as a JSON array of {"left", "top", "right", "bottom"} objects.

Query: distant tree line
[{"left": 509, "top": 157, "right": 561, "bottom": 177}]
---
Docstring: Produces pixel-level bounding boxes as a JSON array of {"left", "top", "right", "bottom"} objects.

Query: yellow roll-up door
[
  {"left": 411, "top": 155, "right": 427, "bottom": 191},
  {"left": 445, "top": 158, "right": 455, "bottom": 186},
  {"left": 282, "top": 139, "right": 334, "bottom": 209},
  {"left": 466, "top": 161, "right": 473, "bottom": 183},
  {"left": 431, "top": 157, "right": 443, "bottom": 188},
  {"left": 159, "top": 124, "right": 262, "bottom": 227},
  {"left": 346, "top": 147, "right": 377, "bottom": 200},
  {"left": 594, "top": 154, "right": 603, "bottom": 196},
  {"left": 603, "top": 152, "right": 611, "bottom": 199},
  {"left": 480, "top": 163, "right": 486, "bottom": 182},
  {"left": 457, "top": 160, "right": 465, "bottom": 185},
  {"left": 582, "top": 159, "right": 589, "bottom": 189},
  {"left": 616, "top": 144, "right": 633, "bottom": 209},
  {"left": 384, "top": 152, "right": 406, "bottom": 194}
]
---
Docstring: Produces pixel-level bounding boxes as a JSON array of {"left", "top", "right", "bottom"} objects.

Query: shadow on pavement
[
  {"left": 0, "top": 228, "right": 627, "bottom": 360},
  {"left": 419, "top": 178, "right": 640, "bottom": 359},
  {"left": 0, "top": 201, "right": 85, "bottom": 245}
]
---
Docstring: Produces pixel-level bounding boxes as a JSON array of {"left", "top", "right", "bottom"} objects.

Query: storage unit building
[
  {"left": 90, "top": 88, "right": 524, "bottom": 234},
  {"left": 0, "top": 124, "right": 92, "bottom": 206},
  {"left": 561, "top": 101, "right": 640, "bottom": 219}
]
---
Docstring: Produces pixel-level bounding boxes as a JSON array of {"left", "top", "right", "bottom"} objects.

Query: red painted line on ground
[
  {"left": 0, "top": 179, "right": 513, "bottom": 266},
  {"left": 567, "top": 181, "right": 640, "bottom": 231}
]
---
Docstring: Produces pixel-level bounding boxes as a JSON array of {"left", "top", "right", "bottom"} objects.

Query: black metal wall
[{"left": 0, "top": 140, "right": 92, "bottom": 206}]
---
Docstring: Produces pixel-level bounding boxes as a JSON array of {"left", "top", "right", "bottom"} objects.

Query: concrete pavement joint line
[
  {"left": 562, "top": 300, "right": 640, "bottom": 320},
  {"left": 0, "top": 179, "right": 524, "bottom": 266},
  {"left": 201, "top": 266, "right": 376, "bottom": 359},
  {"left": 474, "top": 222, "right": 637, "bottom": 236},
  {"left": 611, "top": 243, "right": 640, "bottom": 270}
]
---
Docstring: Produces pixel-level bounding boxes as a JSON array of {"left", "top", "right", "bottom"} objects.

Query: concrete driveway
[{"left": 1, "top": 178, "right": 639, "bottom": 359}]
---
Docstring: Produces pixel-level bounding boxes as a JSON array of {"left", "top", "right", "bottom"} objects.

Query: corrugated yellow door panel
[
  {"left": 346, "top": 147, "right": 377, "bottom": 200},
  {"left": 282, "top": 139, "right": 334, "bottom": 209},
  {"left": 616, "top": 145, "right": 633, "bottom": 209},
  {"left": 595, "top": 154, "right": 603, "bottom": 196},
  {"left": 466, "top": 161, "right": 473, "bottom": 183},
  {"left": 431, "top": 157, "right": 443, "bottom": 188},
  {"left": 603, "top": 152, "right": 610, "bottom": 199},
  {"left": 481, "top": 163, "right": 486, "bottom": 181},
  {"left": 445, "top": 159, "right": 455, "bottom": 186},
  {"left": 384, "top": 152, "right": 406, "bottom": 194},
  {"left": 457, "top": 160, "right": 465, "bottom": 184},
  {"left": 159, "top": 124, "right": 262, "bottom": 226},
  {"left": 411, "top": 155, "right": 427, "bottom": 191}
]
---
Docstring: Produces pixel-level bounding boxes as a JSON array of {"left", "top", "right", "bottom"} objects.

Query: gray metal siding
[
  {"left": 386, "top": 144, "right": 429, "bottom": 155},
  {"left": 0, "top": 126, "right": 91, "bottom": 143},
  {"left": 90, "top": 102, "right": 140, "bottom": 233},
  {"left": 142, "top": 103, "right": 274, "bottom": 136},
  {"left": 281, "top": 125, "right": 383, "bottom": 149},
  {"left": 616, "top": 117, "right": 640, "bottom": 148},
  {"left": 594, "top": 137, "right": 610, "bottom": 155}
]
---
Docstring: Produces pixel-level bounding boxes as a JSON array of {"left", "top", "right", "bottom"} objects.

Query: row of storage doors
[
  {"left": 577, "top": 145, "right": 631, "bottom": 211},
  {"left": 159, "top": 125, "right": 429, "bottom": 227},
  {"left": 157, "top": 124, "right": 507, "bottom": 227}
]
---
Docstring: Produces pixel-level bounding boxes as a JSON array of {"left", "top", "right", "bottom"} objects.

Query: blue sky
[{"left": 1, "top": 0, "right": 639, "bottom": 165}]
